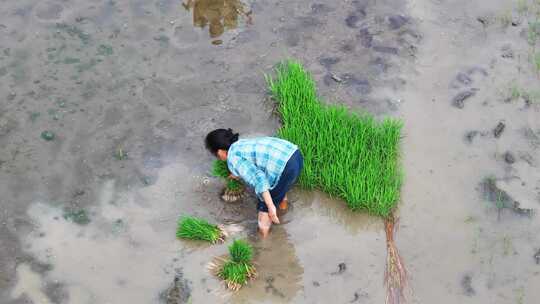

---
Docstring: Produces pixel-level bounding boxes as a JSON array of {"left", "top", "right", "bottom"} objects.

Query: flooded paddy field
[{"left": 1, "top": 0, "right": 539, "bottom": 303}]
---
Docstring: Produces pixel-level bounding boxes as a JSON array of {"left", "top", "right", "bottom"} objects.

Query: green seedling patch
[{"left": 266, "top": 61, "right": 402, "bottom": 217}]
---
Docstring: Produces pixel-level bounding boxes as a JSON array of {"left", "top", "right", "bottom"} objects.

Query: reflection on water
[
  {"left": 233, "top": 227, "right": 303, "bottom": 303},
  {"left": 182, "top": 0, "right": 252, "bottom": 44},
  {"left": 292, "top": 189, "right": 382, "bottom": 234}
]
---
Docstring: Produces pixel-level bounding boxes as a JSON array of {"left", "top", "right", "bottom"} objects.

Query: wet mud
[{"left": 1, "top": 0, "right": 540, "bottom": 303}]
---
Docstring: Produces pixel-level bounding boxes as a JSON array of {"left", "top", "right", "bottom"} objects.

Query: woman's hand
[
  {"left": 262, "top": 191, "right": 280, "bottom": 224},
  {"left": 228, "top": 174, "right": 240, "bottom": 180},
  {"left": 267, "top": 204, "right": 280, "bottom": 224}
]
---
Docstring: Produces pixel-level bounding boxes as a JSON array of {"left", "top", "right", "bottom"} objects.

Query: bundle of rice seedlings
[
  {"left": 176, "top": 216, "right": 227, "bottom": 243},
  {"left": 266, "top": 60, "right": 407, "bottom": 303},
  {"left": 208, "top": 239, "right": 257, "bottom": 291},
  {"left": 212, "top": 160, "right": 246, "bottom": 202},
  {"left": 211, "top": 159, "right": 230, "bottom": 178}
]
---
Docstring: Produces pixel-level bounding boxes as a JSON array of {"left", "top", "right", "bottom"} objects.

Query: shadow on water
[
  {"left": 181, "top": 0, "right": 252, "bottom": 45},
  {"left": 233, "top": 226, "right": 303, "bottom": 303}
]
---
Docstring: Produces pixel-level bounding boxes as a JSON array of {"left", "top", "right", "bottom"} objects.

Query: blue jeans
[{"left": 257, "top": 149, "right": 303, "bottom": 212}]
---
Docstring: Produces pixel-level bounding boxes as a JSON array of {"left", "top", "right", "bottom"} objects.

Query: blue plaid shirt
[{"left": 227, "top": 137, "right": 298, "bottom": 200}]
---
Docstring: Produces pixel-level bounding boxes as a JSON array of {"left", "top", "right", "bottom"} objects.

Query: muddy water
[
  {"left": 399, "top": 1, "right": 540, "bottom": 303},
  {"left": 1, "top": 0, "right": 540, "bottom": 303}
]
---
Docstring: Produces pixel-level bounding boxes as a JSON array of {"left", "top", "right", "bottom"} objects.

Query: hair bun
[
  {"left": 225, "top": 128, "right": 239, "bottom": 143},
  {"left": 231, "top": 133, "right": 239, "bottom": 143}
]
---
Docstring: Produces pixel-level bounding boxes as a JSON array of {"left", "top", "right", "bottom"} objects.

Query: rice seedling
[
  {"left": 528, "top": 20, "right": 540, "bottom": 45},
  {"left": 510, "top": 84, "right": 522, "bottom": 100},
  {"left": 176, "top": 216, "right": 227, "bottom": 243},
  {"left": 499, "top": 11, "right": 513, "bottom": 28},
  {"left": 114, "top": 147, "right": 127, "bottom": 160},
  {"left": 208, "top": 239, "right": 257, "bottom": 291},
  {"left": 212, "top": 160, "right": 246, "bottom": 202},
  {"left": 534, "top": 52, "right": 540, "bottom": 71},
  {"left": 266, "top": 60, "right": 406, "bottom": 304},
  {"left": 229, "top": 239, "right": 253, "bottom": 264},
  {"left": 266, "top": 60, "right": 402, "bottom": 217},
  {"left": 527, "top": 89, "right": 540, "bottom": 103},
  {"left": 226, "top": 178, "right": 243, "bottom": 192},
  {"left": 517, "top": 0, "right": 529, "bottom": 15},
  {"left": 211, "top": 159, "right": 230, "bottom": 178}
]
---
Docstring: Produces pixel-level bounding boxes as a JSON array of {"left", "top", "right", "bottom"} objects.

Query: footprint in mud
[
  {"left": 461, "top": 274, "right": 475, "bottom": 296},
  {"left": 340, "top": 73, "right": 372, "bottom": 95},
  {"left": 501, "top": 44, "right": 514, "bottom": 59},
  {"left": 480, "top": 177, "right": 534, "bottom": 218},
  {"left": 387, "top": 15, "right": 408, "bottom": 30},
  {"left": 35, "top": 3, "right": 64, "bottom": 20},
  {"left": 357, "top": 28, "right": 373, "bottom": 48},
  {"left": 310, "top": 3, "right": 335, "bottom": 15},
  {"left": 350, "top": 290, "right": 369, "bottom": 303},
  {"left": 450, "top": 67, "right": 488, "bottom": 89},
  {"left": 452, "top": 89, "right": 478, "bottom": 109},
  {"left": 503, "top": 151, "right": 515, "bottom": 164},
  {"left": 493, "top": 121, "right": 505, "bottom": 138},
  {"left": 264, "top": 276, "right": 286, "bottom": 298},
  {"left": 319, "top": 56, "right": 340, "bottom": 69},
  {"left": 369, "top": 57, "right": 390, "bottom": 75},
  {"left": 450, "top": 67, "right": 487, "bottom": 108},
  {"left": 372, "top": 45, "right": 398, "bottom": 55},
  {"left": 160, "top": 269, "right": 192, "bottom": 304},
  {"left": 331, "top": 262, "right": 347, "bottom": 275},
  {"left": 345, "top": 13, "right": 365, "bottom": 28}
]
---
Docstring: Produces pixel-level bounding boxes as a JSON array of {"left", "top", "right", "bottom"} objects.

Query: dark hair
[{"left": 205, "top": 128, "right": 239, "bottom": 154}]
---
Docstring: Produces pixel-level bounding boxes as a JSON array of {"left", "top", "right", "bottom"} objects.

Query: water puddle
[
  {"left": 233, "top": 227, "right": 303, "bottom": 303},
  {"left": 14, "top": 161, "right": 390, "bottom": 304},
  {"left": 181, "top": 0, "right": 252, "bottom": 45},
  {"left": 13, "top": 162, "right": 239, "bottom": 304}
]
